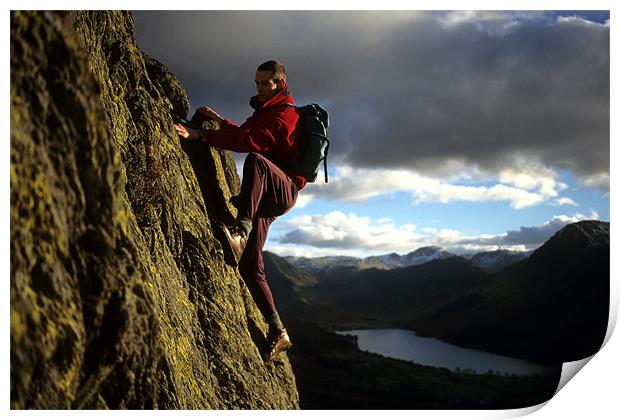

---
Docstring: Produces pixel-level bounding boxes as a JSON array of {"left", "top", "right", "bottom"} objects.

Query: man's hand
[
  {"left": 174, "top": 123, "right": 202, "bottom": 141},
  {"left": 197, "top": 106, "right": 224, "bottom": 125}
]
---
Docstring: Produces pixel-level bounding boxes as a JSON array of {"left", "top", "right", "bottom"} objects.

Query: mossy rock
[{"left": 10, "top": 10, "right": 299, "bottom": 409}]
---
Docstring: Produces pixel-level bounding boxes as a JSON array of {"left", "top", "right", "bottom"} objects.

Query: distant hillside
[
  {"left": 262, "top": 251, "right": 317, "bottom": 317},
  {"left": 304, "top": 256, "right": 490, "bottom": 326},
  {"left": 468, "top": 250, "right": 530, "bottom": 273},
  {"left": 409, "top": 221, "right": 609, "bottom": 364},
  {"left": 264, "top": 254, "right": 561, "bottom": 409},
  {"left": 366, "top": 246, "right": 456, "bottom": 269},
  {"left": 263, "top": 252, "right": 362, "bottom": 325},
  {"left": 284, "top": 255, "right": 385, "bottom": 274},
  {"left": 285, "top": 246, "right": 530, "bottom": 274},
  {"left": 268, "top": 221, "right": 609, "bottom": 365},
  {"left": 284, "top": 246, "right": 457, "bottom": 274}
]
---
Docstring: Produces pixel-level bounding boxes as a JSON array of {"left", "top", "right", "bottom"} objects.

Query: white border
[{"left": 4, "top": 2, "right": 617, "bottom": 418}]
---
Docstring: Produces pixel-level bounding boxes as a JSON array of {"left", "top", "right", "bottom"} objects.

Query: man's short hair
[{"left": 257, "top": 60, "right": 286, "bottom": 81}]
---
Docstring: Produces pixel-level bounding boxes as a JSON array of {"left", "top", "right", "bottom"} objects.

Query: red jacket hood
[{"left": 249, "top": 81, "right": 295, "bottom": 110}]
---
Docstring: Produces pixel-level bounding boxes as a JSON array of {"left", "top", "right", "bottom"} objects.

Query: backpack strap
[{"left": 323, "top": 148, "right": 329, "bottom": 183}]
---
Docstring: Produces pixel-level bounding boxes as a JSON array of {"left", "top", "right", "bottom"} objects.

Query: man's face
[{"left": 255, "top": 70, "right": 283, "bottom": 102}]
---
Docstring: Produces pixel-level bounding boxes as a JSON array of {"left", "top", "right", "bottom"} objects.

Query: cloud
[
  {"left": 276, "top": 211, "right": 422, "bottom": 252},
  {"left": 134, "top": 11, "right": 609, "bottom": 191},
  {"left": 437, "top": 11, "right": 546, "bottom": 34},
  {"left": 293, "top": 193, "right": 314, "bottom": 209},
  {"left": 437, "top": 11, "right": 610, "bottom": 33},
  {"left": 334, "top": 13, "right": 609, "bottom": 188},
  {"left": 479, "top": 212, "right": 600, "bottom": 247},
  {"left": 578, "top": 172, "right": 610, "bottom": 191},
  {"left": 270, "top": 211, "right": 601, "bottom": 257},
  {"left": 552, "top": 197, "right": 578, "bottom": 207},
  {"left": 302, "top": 160, "right": 568, "bottom": 209}
]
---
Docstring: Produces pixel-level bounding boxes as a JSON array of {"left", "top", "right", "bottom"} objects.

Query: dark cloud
[
  {"left": 499, "top": 223, "right": 567, "bottom": 246},
  {"left": 498, "top": 216, "right": 584, "bottom": 246},
  {"left": 459, "top": 214, "right": 594, "bottom": 248},
  {"left": 134, "top": 11, "right": 609, "bottom": 188},
  {"left": 279, "top": 229, "right": 364, "bottom": 249}
]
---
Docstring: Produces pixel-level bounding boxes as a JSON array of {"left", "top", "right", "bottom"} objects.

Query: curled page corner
[
  {"left": 601, "top": 295, "right": 618, "bottom": 348},
  {"left": 496, "top": 400, "right": 549, "bottom": 418},
  {"left": 497, "top": 354, "right": 600, "bottom": 418},
  {"left": 555, "top": 355, "right": 595, "bottom": 396}
]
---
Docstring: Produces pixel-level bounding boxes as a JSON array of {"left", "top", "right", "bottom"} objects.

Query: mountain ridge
[
  {"left": 267, "top": 220, "right": 609, "bottom": 364},
  {"left": 408, "top": 220, "right": 609, "bottom": 363},
  {"left": 284, "top": 245, "right": 530, "bottom": 273}
]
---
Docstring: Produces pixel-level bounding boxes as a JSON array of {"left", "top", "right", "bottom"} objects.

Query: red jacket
[{"left": 200, "top": 83, "right": 306, "bottom": 190}]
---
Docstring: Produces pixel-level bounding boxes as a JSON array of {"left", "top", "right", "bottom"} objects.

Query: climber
[{"left": 174, "top": 60, "right": 304, "bottom": 363}]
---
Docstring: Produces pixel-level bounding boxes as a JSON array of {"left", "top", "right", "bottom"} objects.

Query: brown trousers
[{"left": 236, "top": 153, "right": 298, "bottom": 318}]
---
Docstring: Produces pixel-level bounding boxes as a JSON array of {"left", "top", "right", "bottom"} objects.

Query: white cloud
[
  {"left": 269, "top": 211, "right": 602, "bottom": 258},
  {"left": 294, "top": 192, "right": 314, "bottom": 209},
  {"left": 437, "top": 11, "right": 545, "bottom": 34},
  {"left": 417, "top": 183, "right": 544, "bottom": 209},
  {"left": 552, "top": 197, "right": 578, "bottom": 207},
  {"left": 438, "top": 11, "right": 608, "bottom": 34},
  {"left": 265, "top": 244, "right": 366, "bottom": 259},
  {"left": 306, "top": 160, "right": 570, "bottom": 209},
  {"left": 556, "top": 15, "right": 604, "bottom": 27},
  {"left": 498, "top": 159, "right": 565, "bottom": 197},
  {"left": 275, "top": 210, "right": 424, "bottom": 253}
]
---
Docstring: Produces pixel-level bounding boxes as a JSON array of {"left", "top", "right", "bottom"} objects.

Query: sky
[{"left": 134, "top": 9, "right": 610, "bottom": 258}]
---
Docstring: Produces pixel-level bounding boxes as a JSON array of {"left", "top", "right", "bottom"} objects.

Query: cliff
[{"left": 10, "top": 11, "right": 299, "bottom": 409}]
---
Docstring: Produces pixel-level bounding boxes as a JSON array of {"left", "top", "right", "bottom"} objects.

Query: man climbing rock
[{"left": 174, "top": 60, "right": 304, "bottom": 362}]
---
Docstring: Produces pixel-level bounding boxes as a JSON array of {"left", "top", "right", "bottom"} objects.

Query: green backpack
[{"left": 286, "top": 103, "right": 330, "bottom": 183}]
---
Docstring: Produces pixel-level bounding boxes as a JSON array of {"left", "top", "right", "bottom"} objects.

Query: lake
[{"left": 336, "top": 329, "right": 559, "bottom": 376}]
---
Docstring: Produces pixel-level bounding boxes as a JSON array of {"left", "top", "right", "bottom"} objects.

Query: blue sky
[{"left": 134, "top": 10, "right": 610, "bottom": 257}]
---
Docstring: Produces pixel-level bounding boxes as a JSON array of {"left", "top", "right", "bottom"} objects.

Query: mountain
[
  {"left": 284, "top": 246, "right": 456, "bottom": 274},
  {"left": 264, "top": 252, "right": 561, "bottom": 409},
  {"left": 285, "top": 246, "right": 531, "bottom": 275},
  {"left": 468, "top": 250, "right": 531, "bottom": 273},
  {"left": 284, "top": 255, "right": 374, "bottom": 273},
  {"left": 263, "top": 252, "right": 366, "bottom": 326},
  {"left": 262, "top": 251, "right": 318, "bottom": 317},
  {"left": 269, "top": 221, "right": 609, "bottom": 365},
  {"left": 528, "top": 220, "right": 609, "bottom": 261},
  {"left": 10, "top": 11, "right": 298, "bottom": 409},
  {"left": 305, "top": 256, "right": 490, "bottom": 326},
  {"left": 409, "top": 221, "right": 609, "bottom": 364},
  {"left": 403, "top": 246, "right": 455, "bottom": 265},
  {"left": 366, "top": 246, "right": 456, "bottom": 268}
]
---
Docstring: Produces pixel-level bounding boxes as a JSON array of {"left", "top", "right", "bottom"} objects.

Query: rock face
[{"left": 10, "top": 11, "right": 299, "bottom": 409}]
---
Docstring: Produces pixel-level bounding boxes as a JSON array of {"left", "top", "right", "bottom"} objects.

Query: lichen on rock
[{"left": 10, "top": 10, "right": 299, "bottom": 409}]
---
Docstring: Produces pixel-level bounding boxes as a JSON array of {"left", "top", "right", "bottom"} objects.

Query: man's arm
[
  {"left": 202, "top": 116, "right": 289, "bottom": 153},
  {"left": 196, "top": 106, "right": 224, "bottom": 126},
  {"left": 174, "top": 106, "right": 291, "bottom": 154}
]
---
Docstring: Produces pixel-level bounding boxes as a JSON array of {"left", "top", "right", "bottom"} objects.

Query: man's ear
[{"left": 276, "top": 79, "right": 286, "bottom": 89}]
